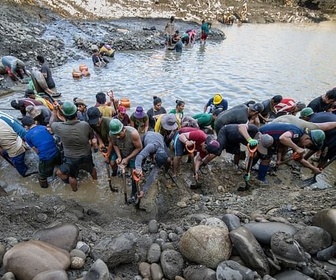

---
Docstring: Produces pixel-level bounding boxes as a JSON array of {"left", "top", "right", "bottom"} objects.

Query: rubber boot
[{"left": 257, "top": 164, "right": 269, "bottom": 183}]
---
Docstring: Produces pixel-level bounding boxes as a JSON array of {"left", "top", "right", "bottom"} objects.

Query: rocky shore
[
  {"left": 0, "top": 0, "right": 334, "bottom": 70},
  {"left": 1, "top": 0, "right": 336, "bottom": 279}
]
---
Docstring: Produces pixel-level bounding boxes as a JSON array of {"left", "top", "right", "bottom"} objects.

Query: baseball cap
[
  {"left": 256, "top": 133, "right": 274, "bottom": 155},
  {"left": 155, "top": 148, "right": 169, "bottom": 168},
  {"left": 21, "top": 116, "right": 35, "bottom": 127},
  {"left": 205, "top": 136, "right": 221, "bottom": 156},
  {"left": 249, "top": 103, "right": 264, "bottom": 113},
  {"left": 161, "top": 114, "right": 178, "bottom": 130},
  {"left": 306, "top": 128, "right": 325, "bottom": 149},
  {"left": 118, "top": 106, "right": 126, "bottom": 114},
  {"left": 300, "top": 107, "right": 314, "bottom": 118},
  {"left": 87, "top": 107, "right": 102, "bottom": 125}
]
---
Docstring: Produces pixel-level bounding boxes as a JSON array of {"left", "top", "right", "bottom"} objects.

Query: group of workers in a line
[
  {"left": 1, "top": 87, "right": 336, "bottom": 202},
  {"left": 164, "top": 16, "right": 212, "bottom": 52},
  {"left": 0, "top": 55, "right": 57, "bottom": 97}
]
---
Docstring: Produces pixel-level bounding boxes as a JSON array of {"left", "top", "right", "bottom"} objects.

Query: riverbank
[{"left": 0, "top": 0, "right": 333, "bottom": 69}]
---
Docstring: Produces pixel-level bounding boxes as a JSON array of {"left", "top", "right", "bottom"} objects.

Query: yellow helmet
[{"left": 213, "top": 94, "right": 223, "bottom": 105}]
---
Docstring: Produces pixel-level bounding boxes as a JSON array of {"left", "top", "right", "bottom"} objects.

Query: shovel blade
[{"left": 300, "top": 175, "right": 317, "bottom": 188}]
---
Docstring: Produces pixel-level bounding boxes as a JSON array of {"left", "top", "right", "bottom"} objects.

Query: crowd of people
[
  {"left": 164, "top": 16, "right": 212, "bottom": 52},
  {"left": 1, "top": 86, "right": 336, "bottom": 204}
]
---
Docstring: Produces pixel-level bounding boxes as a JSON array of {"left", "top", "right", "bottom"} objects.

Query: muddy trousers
[{"left": 257, "top": 164, "right": 269, "bottom": 182}]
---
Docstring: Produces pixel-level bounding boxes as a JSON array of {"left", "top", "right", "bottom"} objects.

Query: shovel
[
  {"left": 119, "top": 164, "right": 128, "bottom": 204},
  {"left": 134, "top": 167, "right": 159, "bottom": 209},
  {"left": 101, "top": 148, "right": 118, "bottom": 192},
  {"left": 105, "top": 162, "right": 118, "bottom": 192},
  {"left": 300, "top": 154, "right": 336, "bottom": 187},
  {"left": 237, "top": 144, "right": 257, "bottom": 191},
  {"left": 165, "top": 170, "right": 179, "bottom": 188}
]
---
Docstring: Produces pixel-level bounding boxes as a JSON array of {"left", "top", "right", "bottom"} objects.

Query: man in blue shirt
[
  {"left": 22, "top": 116, "right": 61, "bottom": 188},
  {"left": 204, "top": 93, "right": 228, "bottom": 113},
  {"left": 258, "top": 122, "right": 325, "bottom": 183}
]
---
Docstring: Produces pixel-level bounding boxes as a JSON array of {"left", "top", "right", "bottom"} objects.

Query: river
[{"left": 0, "top": 21, "right": 335, "bottom": 210}]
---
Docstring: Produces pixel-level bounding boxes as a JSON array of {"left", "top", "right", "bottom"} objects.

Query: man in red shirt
[{"left": 173, "top": 127, "right": 220, "bottom": 180}]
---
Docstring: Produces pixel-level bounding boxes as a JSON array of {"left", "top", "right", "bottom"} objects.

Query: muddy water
[{"left": 1, "top": 22, "right": 335, "bottom": 214}]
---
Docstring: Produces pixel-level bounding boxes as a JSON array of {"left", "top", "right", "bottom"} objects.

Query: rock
[
  {"left": 0, "top": 243, "right": 5, "bottom": 266},
  {"left": 76, "top": 241, "right": 90, "bottom": 254},
  {"left": 1, "top": 272, "right": 16, "bottom": 280},
  {"left": 159, "top": 230, "right": 168, "bottom": 241},
  {"left": 32, "top": 223, "right": 79, "bottom": 251},
  {"left": 221, "top": 214, "right": 241, "bottom": 231},
  {"left": 70, "top": 256, "right": 85, "bottom": 269},
  {"left": 91, "top": 233, "right": 137, "bottom": 268},
  {"left": 139, "top": 262, "right": 151, "bottom": 278},
  {"left": 168, "top": 232, "right": 179, "bottom": 242},
  {"left": 148, "top": 219, "right": 159, "bottom": 233},
  {"left": 294, "top": 226, "right": 332, "bottom": 254},
  {"left": 147, "top": 243, "right": 161, "bottom": 263},
  {"left": 230, "top": 226, "right": 269, "bottom": 276},
  {"left": 273, "top": 269, "right": 314, "bottom": 279},
  {"left": 216, "top": 260, "right": 258, "bottom": 280},
  {"left": 136, "top": 234, "right": 153, "bottom": 262},
  {"left": 200, "top": 217, "right": 227, "bottom": 228},
  {"left": 271, "top": 232, "right": 309, "bottom": 268},
  {"left": 160, "top": 249, "right": 184, "bottom": 279},
  {"left": 84, "top": 259, "right": 110, "bottom": 280},
  {"left": 179, "top": 225, "right": 232, "bottom": 269},
  {"left": 316, "top": 243, "right": 336, "bottom": 261},
  {"left": 3, "top": 240, "right": 70, "bottom": 280},
  {"left": 70, "top": 248, "right": 86, "bottom": 260},
  {"left": 243, "top": 222, "right": 297, "bottom": 245},
  {"left": 312, "top": 209, "right": 336, "bottom": 241},
  {"left": 32, "top": 269, "right": 68, "bottom": 280},
  {"left": 150, "top": 262, "right": 164, "bottom": 280},
  {"left": 183, "top": 265, "right": 216, "bottom": 280}
]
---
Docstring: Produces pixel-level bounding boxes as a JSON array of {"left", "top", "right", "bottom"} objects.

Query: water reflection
[{"left": 1, "top": 22, "right": 335, "bottom": 205}]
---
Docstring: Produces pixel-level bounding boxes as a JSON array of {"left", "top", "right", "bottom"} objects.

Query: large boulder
[
  {"left": 91, "top": 233, "right": 137, "bottom": 268},
  {"left": 312, "top": 209, "right": 336, "bottom": 241},
  {"left": 83, "top": 259, "right": 110, "bottom": 280},
  {"left": 179, "top": 225, "right": 232, "bottom": 269},
  {"left": 32, "top": 223, "right": 79, "bottom": 251},
  {"left": 3, "top": 240, "right": 70, "bottom": 280},
  {"left": 32, "top": 270, "right": 68, "bottom": 280},
  {"left": 160, "top": 249, "right": 184, "bottom": 280},
  {"left": 230, "top": 226, "right": 269, "bottom": 276},
  {"left": 243, "top": 222, "right": 297, "bottom": 245},
  {"left": 294, "top": 226, "right": 332, "bottom": 254}
]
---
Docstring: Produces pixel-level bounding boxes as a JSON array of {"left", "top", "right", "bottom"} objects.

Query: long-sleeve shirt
[{"left": 135, "top": 131, "right": 166, "bottom": 170}]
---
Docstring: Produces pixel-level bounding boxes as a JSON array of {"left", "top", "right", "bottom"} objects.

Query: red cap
[{"left": 118, "top": 106, "right": 126, "bottom": 114}]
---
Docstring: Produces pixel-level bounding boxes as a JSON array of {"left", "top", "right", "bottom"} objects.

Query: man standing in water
[
  {"left": 50, "top": 101, "right": 97, "bottom": 191},
  {"left": 164, "top": 16, "right": 176, "bottom": 46},
  {"left": 200, "top": 20, "right": 211, "bottom": 44},
  {"left": 36, "top": 55, "right": 57, "bottom": 96}
]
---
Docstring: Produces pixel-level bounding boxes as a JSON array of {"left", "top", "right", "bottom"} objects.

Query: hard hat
[
  {"left": 109, "top": 119, "right": 123, "bottom": 135},
  {"left": 300, "top": 107, "right": 314, "bottom": 118},
  {"left": 309, "top": 129, "right": 325, "bottom": 148},
  {"left": 61, "top": 101, "right": 77, "bottom": 117},
  {"left": 213, "top": 94, "right": 223, "bottom": 105}
]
